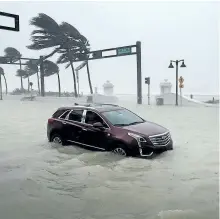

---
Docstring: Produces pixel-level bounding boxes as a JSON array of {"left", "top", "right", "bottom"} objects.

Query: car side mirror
[{"left": 93, "top": 122, "right": 104, "bottom": 130}]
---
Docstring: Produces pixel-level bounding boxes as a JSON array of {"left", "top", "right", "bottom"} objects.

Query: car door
[
  {"left": 63, "top": 109, "right": 85, "bottom": 144},
  {"left": 80, "top": 110, "right": 111, "bottom": 151}
]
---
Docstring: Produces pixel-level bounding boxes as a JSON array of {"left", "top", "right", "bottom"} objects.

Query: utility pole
[{"left": 136, "top": 41, "right": 142, "bottom": 104}]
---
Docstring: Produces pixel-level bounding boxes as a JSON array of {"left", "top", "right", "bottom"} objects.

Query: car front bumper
[{"left": 138, "top": 138, "right": 173, "bottom": 158}]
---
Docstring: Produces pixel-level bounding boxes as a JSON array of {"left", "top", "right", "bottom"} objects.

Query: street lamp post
[{"left": 168, "top": 60, "right": 186, "bottom": 106}]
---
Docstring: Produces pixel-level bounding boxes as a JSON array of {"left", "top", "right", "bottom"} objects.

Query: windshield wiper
[
  {"left": 128, "top": 121, "right": 144, "bottom": 126},
  {"left": 114, "top": 123, "right": 128, "bottom": 127}
]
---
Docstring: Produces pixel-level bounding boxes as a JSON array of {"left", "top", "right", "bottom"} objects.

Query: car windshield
[{"left": 102, "top": 109, "right": 144, "bottom": 126}]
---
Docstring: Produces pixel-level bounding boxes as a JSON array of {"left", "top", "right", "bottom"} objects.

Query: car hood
[{"left": 122, "top": 121, "right": 168, "bottom": 137}]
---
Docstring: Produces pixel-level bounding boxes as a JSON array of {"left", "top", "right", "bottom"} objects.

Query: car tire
[
  {"left": 51, "top": 133, "right": 65, "bottom": 146},
  {"left": 112, "top": 145, "right": 128, "bottom": 157}
]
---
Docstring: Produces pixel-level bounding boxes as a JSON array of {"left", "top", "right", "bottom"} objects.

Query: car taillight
[{"left": 48, "top": 118, "right": 54, "bottom": 123}]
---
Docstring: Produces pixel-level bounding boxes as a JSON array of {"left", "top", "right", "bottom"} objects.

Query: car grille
[{"left": 149, "top": 132, "right": 171, "bottom": 147}]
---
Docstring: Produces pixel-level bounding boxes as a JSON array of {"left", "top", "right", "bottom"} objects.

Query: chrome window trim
[
  {"left": 58, "top": 110, "right": 71, "bottom": 120},
  {"left": 65, "top": 109, "right": 84, "bottom": 123}
]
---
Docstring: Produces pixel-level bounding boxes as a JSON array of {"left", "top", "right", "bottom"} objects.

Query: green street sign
[{"left": 117, "top": 47, "right": 132, "bottom": 55}]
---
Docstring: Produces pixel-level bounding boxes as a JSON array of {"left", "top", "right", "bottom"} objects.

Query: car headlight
[{"left": 128, "top": 132, "right": 146, "bottom": 142}]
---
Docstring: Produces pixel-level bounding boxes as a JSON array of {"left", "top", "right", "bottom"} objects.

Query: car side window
[
  {"left": 52, "top": 109, "right": 66, "bottom": 118},
  {"left": 68, "top": 110, "right": 83, "bottom": 122},
  {"left": 85, "top": 111, "right": 108, "bottom": 128},
  {"left": 59, "top": 110, "right": 70, "bottom": 119}
]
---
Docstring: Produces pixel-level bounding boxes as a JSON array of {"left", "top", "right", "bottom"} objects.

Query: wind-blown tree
[
  {"left": 23, "top": 72, "right": 31, "bottom": 91},
  {"left": 43, "top": 60, "right": 61, "bottom": 97},
  {"left": 57, "top": 22, "right": 93, "bottom": 94},
  {"left": 16, "top": 69, "right": 27, "bottom": 91},
  {"left": 24, "top": 60, "right": 40, "bottom": 94},
  {"left": 27, "top": 13, "right": 89, "bottom": 97},
  {"left": 0, "top": 67, "right": 8, "bottom": 95},
  {"left": 4, "top": 47, "right": 24, "bottom": 91}
]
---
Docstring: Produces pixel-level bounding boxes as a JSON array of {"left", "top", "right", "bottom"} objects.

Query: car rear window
[
  {"left": 59, "top": 110, "right": 70, "bottom": 119},
  {"left": 68, "top": 110, "right": 83, "bottom": 122},
  {"left": 52, "top": 109, "right": 67, "bottom": 118}
]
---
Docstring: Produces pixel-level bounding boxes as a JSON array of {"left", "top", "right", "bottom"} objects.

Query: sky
[{"left": 0, "top": 0, "right": 219, "bottom": 95}]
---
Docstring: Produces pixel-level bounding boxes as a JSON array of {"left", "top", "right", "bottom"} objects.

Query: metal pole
[
  {"left": 86, "top": 61, "right": 93, "bottom": 94},
  {"left": 148, "top": 84, "right": 150, "bottom": 105},
  {"left": 0, "top": 74, "right": 2, "bottom": 100},
  {"left": 136, "top": 41, "right": 142, "bottom": 104},
  {"left": 175, "top": 60, "right": 179, "bottom": 106},
  {"left": 180, "top": 87, "right": 182, "bottom": 106},
  {"left": 39, "top": 56, "right": 45, "bottom": 97}
]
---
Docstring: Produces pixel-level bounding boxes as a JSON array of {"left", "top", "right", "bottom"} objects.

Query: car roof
[{"left": 57, "top": 103, "right": 124, "bottom": 113}]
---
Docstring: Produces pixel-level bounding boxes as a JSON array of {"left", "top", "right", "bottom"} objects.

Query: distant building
[
  {"left": 160, "top": 79, "right": 172, "bottom": 95},
  {"left": 103, "top": 80, "right": 114, "bottom": 96}
]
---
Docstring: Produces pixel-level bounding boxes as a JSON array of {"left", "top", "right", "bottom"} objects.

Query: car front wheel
[{"left": 112, "top": 146, "right": 127, "bottom": 156}]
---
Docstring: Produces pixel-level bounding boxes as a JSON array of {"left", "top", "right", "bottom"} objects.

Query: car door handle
[
  {"left": 62, "top": 121, "right": 67, "bottom": 125},
  {"left": 82, "top": 128, "right": 87, "bottom": 131}
]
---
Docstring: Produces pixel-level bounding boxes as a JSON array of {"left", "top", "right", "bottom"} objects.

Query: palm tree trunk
[
  {"left": 3, "top": 75, "right": 7, "bottom": 95},
  {"left": 19, "top": 60, "right": 24, "bottom": 92},
  {"left": 66, "top": 48, "right": 78, "bottom": 97},
  {"left": 86, "top": 61, "right": 93, "bottom": 94},
  {"left": 0, "top": 74, "right": 2, "bottom": 100},
  {"left": 56, "top": 73, "right": 61, "bottom": 97},
  {"left": 36, "top": 70, "right": 41, "bottom": 95},
  {"left": 69, "top": 61, "right": 78, "bottom": 97},
  {"left": 27, "top": 75, "right": 30, "bottom": 92}
]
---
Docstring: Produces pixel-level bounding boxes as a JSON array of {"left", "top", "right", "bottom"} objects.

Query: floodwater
[{"left": 0, "top": 96, "right": 219, "bottom": 219}]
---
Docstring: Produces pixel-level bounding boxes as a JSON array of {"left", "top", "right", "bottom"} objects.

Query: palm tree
[
  {"left": 57, "top": 22, "right": 93, "bottom": 94},
  {"left": 0, "top": 67, "right": 8, "bottom": 95},
  {"left": 4, "top": 47, "right": 24, "bottom": 91},
  {"left": 27, "top": 13, "right": 89, "bottom": 97},
  {"left": 16, "top": 69, "right": 27, "bottom": 91},
  {"left": 24, "top": 60, "right": 40, "bottom": 94},
  {"left": 43, "top": 60, "right": 61, "bottom": 97},
  {"left": 23, "top": 72, "right": 30, "bottom": 91}
]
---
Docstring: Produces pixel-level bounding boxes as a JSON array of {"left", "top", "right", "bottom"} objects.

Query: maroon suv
[{"left": 47, "top": 103, "right": 173, "bottom": 158}]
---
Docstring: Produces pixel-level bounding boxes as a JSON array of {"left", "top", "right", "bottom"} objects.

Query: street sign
[
  {"left": 145, "top": 77, "right": 150, "bottom": 85},
  {"left": 117, "top": 47, "right": 132, "bottom": 56},
  {"left": 179, "top": 76, "right": 184, "bottom": 84},
  {"left": 92, "top": 51, "right": 102, "bottom": 59},
  {"left": 0, "top": 11, "right": 19, "bottom": 31},
  {"left": 179, "top": 84, "right": 184, "bottom": 88}
]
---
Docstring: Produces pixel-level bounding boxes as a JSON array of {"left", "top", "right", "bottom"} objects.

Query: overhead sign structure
[
  {"left": 0, "top": 11, "right": 19, "bottom": 32},
  {"left": 73, "top": 41, "right": 142, "bottom": 104}
]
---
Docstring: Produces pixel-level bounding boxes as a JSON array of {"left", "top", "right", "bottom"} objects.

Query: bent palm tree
[
  {"left": 25, "top": 60, "right": 40, "bottom": 94},
  {"left": 16, "top": 69, "right": 27, "bottom": 92},
  {"left": 43, "top": 60, "right": 61, "bottom": 97},
  {"left": 4, "top": 47, "right": 24, "bottom": 91},
  {"left": 27, "top": 13, "right": 89, "bottom": 97},
  {"left": 0, "top": 67, "right": 8, "bottom": 95},
  {"left": 57, "top": 22, "right": 93, "bottom": 94}
]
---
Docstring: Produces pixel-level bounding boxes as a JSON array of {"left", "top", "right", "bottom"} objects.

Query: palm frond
[
  {"left": 43, "top": 60, "right": 59, "bottom": 77},
  {"left": 16, "top": 69, "right": 27, "bottom": 77},
  {"left": 30, "top": 13, "right": 61, "bottom": 36}
]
